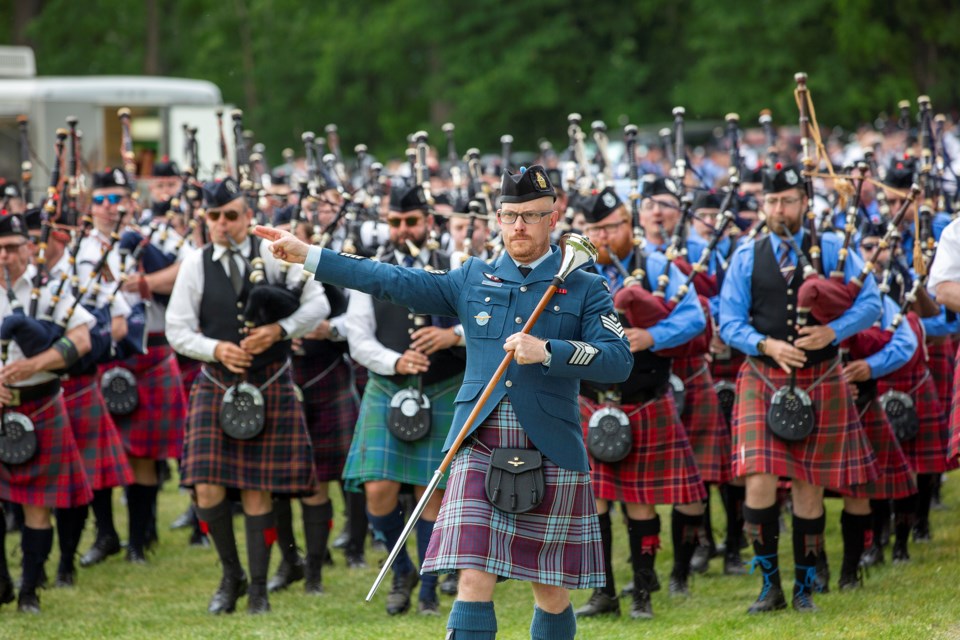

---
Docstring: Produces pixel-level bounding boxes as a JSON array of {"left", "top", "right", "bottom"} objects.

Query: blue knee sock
[
  {"left": 366, "top": 505, "right": 414, "bottom": 576},
  {"left": 447, "top": 600, "right": 497, "bottom": 639},
  {"left": 530, "top": 604, "right": 576, "bottom": 640},
  {"left": 416, "top": 518, "right": 438, "bottom": 603}
]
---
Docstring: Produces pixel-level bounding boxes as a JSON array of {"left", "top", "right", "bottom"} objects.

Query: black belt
[
  {"left": 6, "top": 378, "right": 61, "bottom": 406},
  {"left": 588, "top": 383, "right": 667, "bottom": 407},
  {"left": 147, "top": 334, "right": 168, "bottom": 348}
]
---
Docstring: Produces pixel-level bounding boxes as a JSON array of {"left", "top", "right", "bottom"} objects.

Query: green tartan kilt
[{"left": 342, "top": 372, "right": 463, "bottom": 490}]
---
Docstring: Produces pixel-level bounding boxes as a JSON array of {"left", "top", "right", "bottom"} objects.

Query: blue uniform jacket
[
  {"left": 304, "top": 244, "right": 634, "bottom": 472},
  {"left": 865, "top": 294, "right": 918, "bottom": 379}
]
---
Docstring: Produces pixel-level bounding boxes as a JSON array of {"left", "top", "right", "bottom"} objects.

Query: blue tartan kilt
[
  {"left": 422, "top": 399, "right": 605, "bottom": 590},
  {"left": 342, "top": 372, "right": 462, "bottom": 490}
]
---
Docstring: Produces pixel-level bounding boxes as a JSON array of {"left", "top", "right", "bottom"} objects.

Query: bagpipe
[{"left": 0, "top": 267, "right": 40, "bottom": 465}]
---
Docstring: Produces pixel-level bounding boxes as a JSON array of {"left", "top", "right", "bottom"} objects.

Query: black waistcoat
[
  {"left": 582, "top": 251, "right": 672, "bottom": 399},
  {"left": 372, "top": 249, "right": 465, "bottom": 386},
  {"left": 751, "top": 233, "right": 838, "bottom": 368},
  {"left": 200, "top": 237, "right": 290, "bottom": 374}
]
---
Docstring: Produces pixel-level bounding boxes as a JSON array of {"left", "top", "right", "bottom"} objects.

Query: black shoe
[
  {"left": 747, "top": 580, "right": 787, "bottom": 614},
  {"left": 417, "top": 599, "right": 440, "bottom": 616},
  {"left": 323, "top": 547, "right": 334, "bottom": 567},
  {"left": 247, "top": 583, "right": 270, "bottom": 615},
  {"left": 385, "top": 570, "right": 418, "bottom": 615},
  {"left": 668, "top": 572, "right": 690, "bottom": 597},
  {"left": 619, "top": 583, "right": 634, "bottom": 598},
  {"left": 912, "top": 521, "right": 931, "bottom": 543},
  {"left": 792, "top": 588, "right": 819, "bottom": 613},
  {"left": 860, "top": 544, "right": 884, "bottom": 568},
  {"left": 188, "top": 529, "right": 211, "bottom": 548},
  {"left": 815, "top": 554, "right": 830, "bottom": 594},
  {"left": 629, "top": 588, "right": 653, "bottom": 620},
  {"left": 17, "top": 590, "right": 40, "bottom": 614},
  {"left": 208, "top": 574, "right": 248, "bottom": 615},
  {"left": 439, "top": 572, "right": 458, "bottom": 596},
  {"left": 170, "top": 507, "right": 195, "bottom": 531},
  {"left": 125, "top": 547, "right": 147, "bottom": 564},
  {"left": 689, "top": 544, "right": 712, "bottom": 575},
  {"left": 345, "top": 553, "right": 367, "bottom": 569},
  {"left": 0, "top": 574, "right": 14, "bottom": 605},
  {"left": 574, "top": 590, "right": 620, "bottom": 617},
  {"left": 54, "top": 570, "right": 75, "bottom": 588},
  {"left": 724, "top": 551, "right": 747, "bottom": 575},
  {"left": 267, "top": 557, "right": 305, "bottom": 593},
  {"left": 892, "top": 543, "right": 910, "bottom": 564},
  {"left": 838, "top": 566, "right": 863, "bottom": 591},
  {"left": 79, "top": 534, "right": 121, "bottom": 568},
  {"left": 332, "top": 527, "right": 350, "bottom": 550},
  {"left": 304, "top": 559, "right": 323, "bottom": 595}
]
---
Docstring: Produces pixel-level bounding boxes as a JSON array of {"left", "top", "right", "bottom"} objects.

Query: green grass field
[{"left": 2, "top": 477, "right": 959, "bottom": 639}]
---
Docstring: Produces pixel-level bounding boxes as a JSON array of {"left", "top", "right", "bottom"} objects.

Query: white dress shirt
[{"left": 928, "top": 217, "right": 960, "bottom": 294}]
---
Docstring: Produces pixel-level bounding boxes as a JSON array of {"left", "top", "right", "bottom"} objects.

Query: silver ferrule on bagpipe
[
  {"left": 302, "top": 131, "right": 318, "bottom": 186},
  {"left": 42, "top": 213, "right": 93, "bottom": 322},
  {"left": 30, "top": 216, "right": 53, "bottom": 319},
  {"left": 118, "top": 108, "right": 137, "bottom": 183},
  {"left": 231, "top": 109, "right": 253, "bottom": 192},
  {"left": 592, "top": 120, "right": 613, "bottom": 189},
  {"left": 461, "top": 200, "right": 483, "bottom": 263},
  {"left": 672, "top": 106, "right": 687, "bottom": 192},
  {"left": 622, "top": 124, "right": 647, "bottom": 286},
  {"left": 500, "top": 134, "right": 513, "bottom": 175},
  {"left": 794, "top": 72, "right": 823, "bottom": 273},
  {"left": 571, "top": 116, "right": 590, "bottom": 195},
  {"left": 44, "top": 128, "right": 68, "bottom": 223},
  {"left": 725, "top": 113, "right": 743, "bottom": 183},
  {"left": 658, "top": 127, "right": 675, "bottom": 167},
  {"left": 325, "top": 123, "right": 348, "bottom": 187},
  {"left": 759, "top": 109, "right": 778, "bottom": 170},
  {"left": 16, "top": 115, "right": 33, "bottom": 208},
  {"left": 466, "top": 148, "right": 495, "bottom": 218},
  {"left": 405, "top": 146, "right": 417, "bottom": 180},
  {"left": 833, "top": 161, "right": 869, "bottom": 279},
  {"left": 76, "top": 215, "right": 125, "bottom": 310},
  {"left": 890, "top": 276, "right": 923, "bottom": 331},
  {"left": 414, "top": 131, "right": 435, "bottom": 212},
  {"left": 215, "top": 109, "right": 231, "bottom": 178},
  {"left": 353, "top": 143, "right": 369, "bottom": 197},
  {"left": 442, "top": 123, "right": 463, "bottom": 193}
]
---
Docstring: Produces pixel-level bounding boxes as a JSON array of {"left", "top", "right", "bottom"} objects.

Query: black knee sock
[
  {"left": 701, "top": 491, "right": 714, "bottom": 549},
  {"left": 840, "top": 510, "right": 870, "bottom": 575},
  {"left": 0, "top": 507, "right": 9, "bottom": 580},
  {"left": 345, "top": 490, "right": 368, "bottom": 557},
  {"left": 196, "top": 500, "right": 244, "bottom": 580},
  {"left": 127, "top": 484, "right": 157, "bottom": 554},
  {"left": 671, "top": 508, "right": 702, "bottom": 579},
  {"left": 244, "top": 511, "right": 277, "bottom": 590},
  {"left": 792, "top": 512, "right": 825, "bottom": 595},
  {"left": 55, "top": 506, "right": 88, "bottom": 574},
  {"left": 415, "top": 518, "right": 438, "bottom": 602},
  {"left": 743, "top": 504, "right": 781, "bottom": 588},
  {"left": 723, "top": 484, "right": 745, "bottom": 551},
  {"left": 302, "top": 501, "right": 332, "bottom": 577},
  {"left": 20, "top": 526, "right": 54, "bottom": 594},
  {"left": 596, "top": 511, "right": 616, "bottom": 596},
  {"left": 893, "top": 494, "right": 917, "bottom": 546},
  {"left": 627, "top": 515, "right": 660, "bottom": 591},
  {"left": 869, "top": 499, "right": 890, "bottom": 548},
  {"left": 915, "top": 474, "right": 935, "bottom": 527},
  {"left": 90, "top": 488, "right": 117, "bottom": 540},
  {"left": 273, "top": 496, "right": 299, "bottom": 565}
]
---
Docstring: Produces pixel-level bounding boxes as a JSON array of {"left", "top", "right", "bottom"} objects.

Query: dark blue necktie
[
  {"left": 518, "top": 266, "right": 532, "bottom": 278},
  {"left": 403, "top": 255, "right": 415, "bottom": 268}
]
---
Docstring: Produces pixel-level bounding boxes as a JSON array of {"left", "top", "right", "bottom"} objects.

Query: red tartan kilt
[
  {"left": 62, "top": 375, "right": 134, "bottom": 490},
  {"left": 878, "top": 364, "right": 952, "bottom": 474},
  {"left": 293, "top": 355, "right": 359, "bottom": 482},
  {"left": 841, "top": 400, "right": 916, "bottom": 499},
  {"left": 926, "top": 338, "right": 954, "bottom": 420},
  {"left": 674, "top": 355, "right": 732, "bottom": 483},
  {"left": 950, "top": 343, "right": 960, "bottom": 463},
  {"left": 181, "top": 361, "right": 317, "bottom": 494},
  {"left": 100, "top": 345, "right": 186, "bottom": 461},
  {"left": 0, "top": 393, "right": 93, "bottom": 508},
  {"left": 580, "top": 393, "right": 706, "bottom": 505},
  {"left": 710, "top": 352, "right": 746, "bottom": 382},
  {"left": 176, "top": 355, "right": 203, "bottom": 397},
  {"left": 732, "top": 358, "right": 879, "bottom": 491}
]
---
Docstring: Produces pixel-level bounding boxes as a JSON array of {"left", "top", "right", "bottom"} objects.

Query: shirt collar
[
  {"left": 512, "top": 250, "right": 551, "bottom": 272},
  {"left": 212, "top": 236, "right": 251, "bottom": 262}
]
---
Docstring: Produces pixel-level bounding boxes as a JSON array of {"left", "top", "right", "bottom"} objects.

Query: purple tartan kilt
[
  {"left": 841, "top": 399, "right": 916, "bottom": 500},
  {"left": 294, "top": 355, "right": 359, "bottom": 482},
  {"left": 732, "top": 357, "right": 879, "bottom": 491},
  {"left": 580, "top": 393, "right": 706, "bottom": 505},
  {"left": 423, "top": 400, "right": 604, "bottom": 590},
  {"left": 181, "top": 361, "right": 317, "bottom": 494},
  {"left": 62, "top": 375, "right": 134, "bottom": 491},
  {"left": 674, "top": 355, "right": 732, "bottom": 484},
  {"left": 100, "top": 345, "right": 186, "bottom": 461},
  {"left": 878, "top": 364, "right": 952, "bottom": 474},
  {"left": 0, "top": 392, "right": 92, "bottom": 508}
]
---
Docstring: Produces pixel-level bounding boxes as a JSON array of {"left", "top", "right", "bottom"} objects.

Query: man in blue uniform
[{"left": 255, "top": 165, "right": 632, "bottom": 640}]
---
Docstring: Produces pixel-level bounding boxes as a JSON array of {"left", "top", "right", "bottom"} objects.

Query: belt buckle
[
  {"left": 8, "top": 387, "right": 21, "bottom": 407},
  {"left": 601, "top": 390, "right": 621, "bottom": 405}
]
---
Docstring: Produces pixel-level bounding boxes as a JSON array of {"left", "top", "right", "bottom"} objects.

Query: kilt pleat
[
  {"left": 181, "top": 361, "right": 317, "bottom": 494},
  {"left": 100, "top": 345, "right": 186, "bottom": 460},
  {"left": 926, "top": 338, "right": 954, "bottom": 423},
  {"left": 710, "top": 351, "right": 746, "bottom": 382},
  {"left": 674, "top": 355, "right": 732, "bottom": 484},
  {"left": 731, "top": 358, "right": 879, "bottom": 491},
  {"left": 949, "top": 342, "right": 960, "bottom": 463},
  {"left": 176, "top": 354, "right": 203, "bottom": 398},
  {"left": 423, "top": 399, "right": 604, "bottom": 590},
  {"left": 841, "top": 399, "right": 916, "bottom": 499},
  {"left": 878, "top": 364, "right": 952, "bottom": 474},
  {"left": 342, "top": 372, "right": 462, "bottom": 490},
  {"left": 294, "top": 355, "right": 359, "bottom": 482},
  {"left": 62, "top": 375, "right": 134, "bottom": 491},
  {"left": 0, "top": 393, "right": 93, "bottom": 508},
  {"left": 580, "top": 393, "right": 707, "bottom": 505}
]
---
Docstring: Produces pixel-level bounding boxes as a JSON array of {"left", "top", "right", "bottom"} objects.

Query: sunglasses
[
  {"left": 205, "top": 209, "right": 241, "bottom": 222},
  {"left": 585, "top": 220, "right": 626, "bottom": 235},
  {"left": 387, "top": 215, "right": 423, "bottom": 228},
  {"left": 860, "top": 242, "right": 880, "bottom": 253},
  {"left": 92, "top": 194, "right": 124, "bottom": 206}
]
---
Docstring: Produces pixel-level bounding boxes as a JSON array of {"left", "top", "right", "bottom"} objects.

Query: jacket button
[
  {"left": 505, "top": 380, "right": 513, "bottom": 388},
  {"left": 787, "top": 304, "right": 793, "bottom": 311},
  {"left": 786, "top": 289, "right": 794, "bottom": 295},
  {"left": 787, "top": 335, "right": 794, "bottom": 342},
  {"left": 484, "top": 296, "right": 490, "bottom": 302},
  {"left": 236, "top": 302, "right": 243, "bottom": 309},
  {"left": 520, "top": 286, "right": 527, "bottom": 292},
  {"left": 408, "top": 328, "right": 414, "bottom": 334},
  {"left": 787, "top": 319, "right": 794, "bottom": 326},
  {"left": 554, "top": 305, "right": 560, "bottom": 311},
  {"left": 408, "top": 313, "right": 414, "bottom": 320},
  {"left": 515, "top": 316, "right": 522, "bottom": 324}
]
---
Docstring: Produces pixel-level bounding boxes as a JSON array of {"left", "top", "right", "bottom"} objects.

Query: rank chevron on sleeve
[
  {"left": 600, "top": 312, "right": 625, "bottom": 338},
  {"left": 566, "top": 341, "right": 599, "bottom": 366}
]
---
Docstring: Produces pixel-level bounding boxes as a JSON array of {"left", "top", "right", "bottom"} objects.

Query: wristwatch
[
  {"left": 279, "top": 325, "right": 289, "bottom": 340},
  {"left": 542, "top": 342, "right": 553, "bottom": 367},
  {"left": 329, "top": 323, "right": 342, "bottom": 341},
  {"left": 757, "top": 338, "right": 767, "bottom": 355},
  {"left": 452, "top": 325, "right": 464, "bottom": 339}
]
